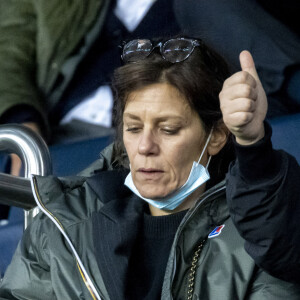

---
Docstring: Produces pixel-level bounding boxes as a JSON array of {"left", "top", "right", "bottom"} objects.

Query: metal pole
[
  {"left": 0, "top": 174, "right": 34, "bottom": 209},
  {"left": 0, "top": 124, "right": 52, "bottom": 228}
]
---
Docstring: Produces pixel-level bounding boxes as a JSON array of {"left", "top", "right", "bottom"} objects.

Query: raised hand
[{"left": 219, "top": 51, "right": 268, "bottom": 145}]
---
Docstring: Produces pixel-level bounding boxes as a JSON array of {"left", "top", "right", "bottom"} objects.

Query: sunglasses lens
[
  {"left": 162, "top": 39, "right": 194, "bottom": 63},
  {"left": 122, "top": 39, "right": 152, "bottom": 63}
]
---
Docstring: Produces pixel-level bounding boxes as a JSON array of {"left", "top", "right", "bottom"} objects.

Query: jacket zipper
[
  {"left": 168, "top": 184, "right": 226, "bottom": 299},
  {"left": 30, "top": 176, "right": 102, "bottom": 300}
]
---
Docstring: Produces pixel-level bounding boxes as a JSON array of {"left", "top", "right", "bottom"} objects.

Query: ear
[{"left": 207, "top": 121, "right": 229, "bottom": 156}]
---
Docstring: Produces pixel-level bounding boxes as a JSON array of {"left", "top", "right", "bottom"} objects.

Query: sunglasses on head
[{"left": 121, "top": 37, "right": 203, "bottom": 64}]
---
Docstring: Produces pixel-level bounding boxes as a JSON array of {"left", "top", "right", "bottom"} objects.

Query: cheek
[
  {"left": 167, "top": 136, "right": 204, "bottom": 183},
  {"left": 165, "top": 146, "right": 195, "bottom": 184},
  {"left": 174, "top": 157, "right": 193, "bottom": 185},
  {"left": 123, "top": 134, "right": 137, "bottom": 163}
]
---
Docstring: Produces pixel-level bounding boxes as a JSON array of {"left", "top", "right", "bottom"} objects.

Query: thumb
[{"left": 239, "top": 50, "right": 259, "bottom": 81}]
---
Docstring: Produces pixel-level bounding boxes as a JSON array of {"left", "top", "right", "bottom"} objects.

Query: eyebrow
[
  {"left": 123, "top": 112, "right": 185, "bottom": 122},
  {"left": 123, "top": 113, "right": 140, "bottom": 121}
]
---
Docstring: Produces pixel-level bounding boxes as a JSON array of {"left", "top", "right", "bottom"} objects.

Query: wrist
[
  {"left": 233, "top": 122, "right": 281, "bottom": 183},
  {"left": 22, "top": 122, "right": 42, "bottom": 136},
  {"left": 235, "top": 127, "right": 265, "bottom": 146}
]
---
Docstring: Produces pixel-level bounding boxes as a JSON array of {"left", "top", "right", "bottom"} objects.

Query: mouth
[
  {"left": 137, "top": 168, "right": 164, "bottom": 179},
  {"left": 138, "top": 168, "right": 164, "bottom": 173}
]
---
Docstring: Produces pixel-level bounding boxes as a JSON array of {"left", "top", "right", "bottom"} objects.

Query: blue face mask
[{"left": 124, "top": 130, "right": 213, "bottom": 211}]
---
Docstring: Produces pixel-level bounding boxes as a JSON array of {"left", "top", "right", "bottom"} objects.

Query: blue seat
[
  {"left": 50, "top": 135, "right": 113, "bottom": 176},
  {"left": 269, "top": 113, "right": 300, "bottom": 163}
]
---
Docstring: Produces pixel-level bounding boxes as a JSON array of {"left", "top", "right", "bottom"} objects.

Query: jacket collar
[
  {"left": 87, "top": 170, "right": 145, "bottom": 299},
  {"left": 86, "top": 168, "right": 131, "bottom": 205}
]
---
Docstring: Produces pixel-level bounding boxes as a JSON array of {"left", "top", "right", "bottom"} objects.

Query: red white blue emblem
[{"left": 208, "top": 225, "right": 225, "bottom": 238}]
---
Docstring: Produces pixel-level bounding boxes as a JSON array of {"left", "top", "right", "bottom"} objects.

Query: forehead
[{"left": 124, "top": 83, "right": 194, "bottom": 119}]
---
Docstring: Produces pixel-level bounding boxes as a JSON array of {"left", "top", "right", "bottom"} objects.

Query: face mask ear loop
[
  {"left": 197, "top": 127, "right": 214, "bottom": 165},
  {"left": 206, "top": 155, "right": 212, "bottom": 170}
]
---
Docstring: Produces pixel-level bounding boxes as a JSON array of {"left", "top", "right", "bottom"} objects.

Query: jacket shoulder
[{"left": 32, "top": 168, "right": 130, "bottom": 227}]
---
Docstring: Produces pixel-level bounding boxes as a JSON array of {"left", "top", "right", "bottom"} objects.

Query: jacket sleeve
[
  {"left": 0, "top": 214, "right": 56, "bottom": 300},
  {"left": 226, "top": 122, "right": 300, "bottom": 283},
  {"left": 247, "top": 267, "right": 300, "bottom": 299},
  {"left": 0, "top": 1, "right": 45, "bottom": 122}
]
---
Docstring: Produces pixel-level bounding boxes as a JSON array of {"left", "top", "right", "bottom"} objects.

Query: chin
[{"left": 138, "top": 186, "right": 171, "bottom": 199}]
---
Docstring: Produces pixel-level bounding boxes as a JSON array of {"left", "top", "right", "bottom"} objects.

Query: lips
[
  {"left": 138, "top": 168, "right": 163, "bottom": 172},
  {"left": 137, "top": 168, "right": 164, "bottom": 180}
]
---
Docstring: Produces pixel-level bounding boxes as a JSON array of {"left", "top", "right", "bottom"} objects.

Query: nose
[{"left": 138, "top": 130, "right": 159, "bottom": 156}]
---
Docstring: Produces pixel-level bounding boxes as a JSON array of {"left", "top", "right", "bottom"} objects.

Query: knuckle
[
  {"left": 245, "top": 99, "right": 253, "bottom": 111},
  {"left": 220, "top": 104, "right": 227, "bottom": 113},
  {"left": 223, "top": 77, "right": 232, "bottom": 87},
  {"left": 240, "top": 113, "right": 251, "bottom": 124},
  {"left": 222, "top": 115, "right": 231, "bottom": 126},
  {"left": 223, "top": 75, "right": 235, "bottom": 87},
  {"left": 241, "top": 85, "right": 252, "bottom": 97}
]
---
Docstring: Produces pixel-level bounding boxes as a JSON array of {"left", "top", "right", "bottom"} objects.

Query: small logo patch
[{"left": 208, "top": 225, "right": 225, "bottom": 238}]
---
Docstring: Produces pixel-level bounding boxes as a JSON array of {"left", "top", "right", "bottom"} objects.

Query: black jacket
[
  {"left": 2, "top": 169, "right": 300, "bottom": 299},
  {"left": 226, "top": 122, "right": 300, "bottom": 283}
]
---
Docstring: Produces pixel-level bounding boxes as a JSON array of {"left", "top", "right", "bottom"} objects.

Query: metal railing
[{"left": 0, "top": 124, "right": 52, "bottom": 228}]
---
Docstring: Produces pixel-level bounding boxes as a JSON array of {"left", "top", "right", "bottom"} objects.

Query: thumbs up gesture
[{"left": 219, "top": 51, "right": 268, "bottom": 145}]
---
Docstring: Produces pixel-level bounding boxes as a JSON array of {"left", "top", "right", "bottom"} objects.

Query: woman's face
[{"left": 123, "top": 83, "right": 209, "bottom": 199}]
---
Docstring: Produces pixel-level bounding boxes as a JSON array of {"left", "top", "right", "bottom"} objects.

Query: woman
[{"left": 0, "top": 37, "right": 299, "bottom": 299}]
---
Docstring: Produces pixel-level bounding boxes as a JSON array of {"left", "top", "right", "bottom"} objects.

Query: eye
[
  {"left": 126, "top": 126, "right": 142, "bottom": 133},
  {"left": 161, "top": 127, "right": 180, "bottom": 135}
]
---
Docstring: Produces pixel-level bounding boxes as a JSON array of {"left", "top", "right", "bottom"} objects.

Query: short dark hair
[{"left": 112, "top": 38, "right": 235, "bottom": 185}]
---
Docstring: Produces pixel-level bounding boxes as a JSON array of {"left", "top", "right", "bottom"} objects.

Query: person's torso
[{"left": 32, "top": 173, "right": 294, "bottom": 300}]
